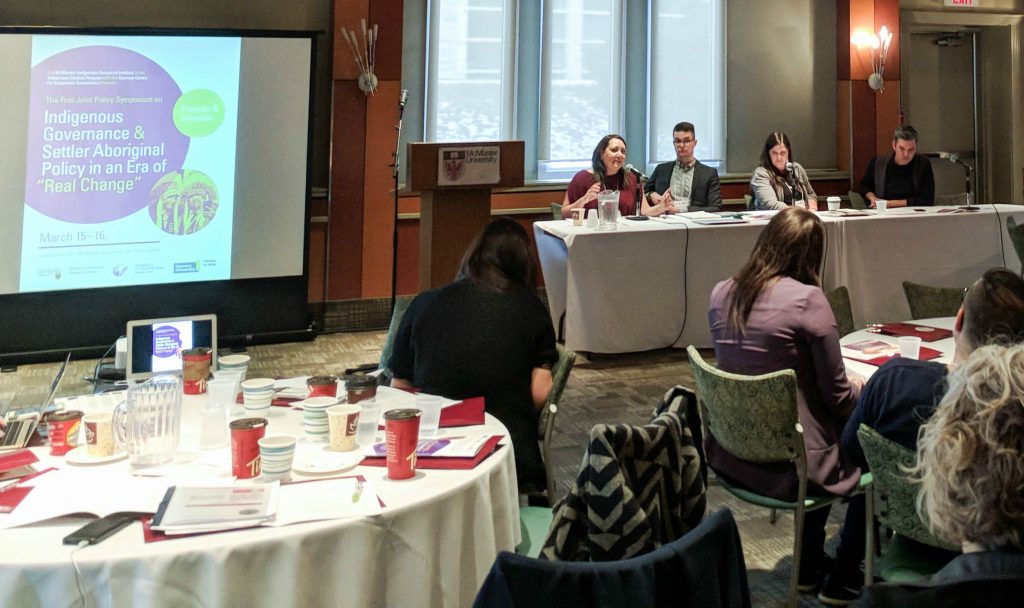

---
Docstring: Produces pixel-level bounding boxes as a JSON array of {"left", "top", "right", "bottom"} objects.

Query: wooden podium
[{"left": 407, "top": 140, "right": 524, "bottom": 290}]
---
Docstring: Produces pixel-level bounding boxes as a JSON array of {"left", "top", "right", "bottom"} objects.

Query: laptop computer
[
  {"left": 0, "top": 353, "right": 71, "bottom": 451},
  {"left": 125, "top": 314, "right": 217, "bottom": 381}
]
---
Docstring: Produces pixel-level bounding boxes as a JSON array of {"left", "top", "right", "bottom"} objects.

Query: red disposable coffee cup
[
  {"left": 183, "top": 348, "right": 212, "bottom": 395},
  {"left": 344, "top": 372, "right": 377, "bottom": 404},
  {"left": 47, "top": 410, "right": 84, "bottom": 456},
  {"left": 384, "top": 408, "right": 421, "bottom": 480},
  {"left": 230, "top": 417, "right": 267, "bottom": 479},
  {"left": 306, "top": 375, "right": 339, "bottom": 398}
]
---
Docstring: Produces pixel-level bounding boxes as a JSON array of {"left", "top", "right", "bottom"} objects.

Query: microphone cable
[
  {"left": 668, "top": 221, "right": 691, "bottom": 349},
  {"left": 990, "top": 203, "right": 1008, "bottom": 268},
  {"left": 70, "top": 539, "right": 91, "bottom": 608},
  {"left": 84, "top": 338, "right": 119, "bottom": 386}
]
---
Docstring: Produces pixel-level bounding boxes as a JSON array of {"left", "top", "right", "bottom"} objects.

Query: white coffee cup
[
  {"left": 898, "top": 336, "right": 922, "bottom": 360},
  {"left": 827, "top": 196, "right": 841, "bottom": 211},
  {"left": 327, "top": 404, "right": 361, "bottom": 451},
  {"left": 875, "top": 199, "right": 888, "bottom": 212},
  {"left": 83, "top": 412, "right": 115, "bottom": 458}
]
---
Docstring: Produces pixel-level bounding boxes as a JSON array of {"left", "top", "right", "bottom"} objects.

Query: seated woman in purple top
[{"left": 707, "top": 206, "right": 867, "bottom": 602}]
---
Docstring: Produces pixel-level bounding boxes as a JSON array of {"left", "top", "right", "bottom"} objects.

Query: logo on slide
[
  {"left": 148, "top": 169, "right": 220, "bottom": 235},
  {"left": 25, "top": 46, "right": 190, "bottom": 224}
]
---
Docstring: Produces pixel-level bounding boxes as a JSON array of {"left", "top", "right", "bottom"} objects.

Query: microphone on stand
[
  {"left": 624, "top": 164, "right": 648, "bottom": 182},
  {"left": 785, "top": 162, "right": 804, "bottom": 206},
  {"left": 623, "top": 164, "right": 649, "bottom": 221},
  {"left": 399, "top": 89, "right": 409, "bottom": 110}
]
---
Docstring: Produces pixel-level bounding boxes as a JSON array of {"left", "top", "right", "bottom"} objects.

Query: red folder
[
  {"left": 871, "top": 323, "right": 952, "bottom": 342},
  {"left": 360, "top": 435, "right": 505, "bottom": 470},
  {"left": 0, "top": 449, "right": 38, "bottom": 474},
  {"left": 439, "top": 397, "right": 485, "bottom": 427}
]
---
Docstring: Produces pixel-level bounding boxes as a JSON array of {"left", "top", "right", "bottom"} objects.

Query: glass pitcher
[{"left": 114, "top": 374, "right": 183, "bottom": 468}]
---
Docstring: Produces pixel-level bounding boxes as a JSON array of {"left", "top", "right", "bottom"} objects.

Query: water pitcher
[{"left": 114, "top": 374, "right": 183, "bottom": 468}]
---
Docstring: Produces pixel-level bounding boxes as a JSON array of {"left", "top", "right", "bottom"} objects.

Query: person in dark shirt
[
  {"left": 859, "top": 125, "right": 935, "bottom": 208},
  {"left": 389, "top": 218, "right": 558, "bottom": 493},
  {"left": 824, "top": 268, "right": 1024, "bottom": 605}
]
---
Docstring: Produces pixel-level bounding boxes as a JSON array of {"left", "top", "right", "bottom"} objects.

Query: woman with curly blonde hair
[
  {"left": 856, "top": 343, "right": 1024, "bottom": 606},
  {"left": 914, "top": 343, "right": 1024, "bottom": 552}
]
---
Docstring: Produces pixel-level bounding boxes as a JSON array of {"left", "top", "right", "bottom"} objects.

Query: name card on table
[{"left": 437, "top": 146, "right": 500, "bottom": 186}]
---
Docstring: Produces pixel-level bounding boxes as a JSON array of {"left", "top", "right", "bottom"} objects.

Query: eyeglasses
[
  {"left": 674, "top": 138, "right": 695, "bottom": 146},
  {"left": 961, "top": 286, "right": 970, "bottom": 304}
]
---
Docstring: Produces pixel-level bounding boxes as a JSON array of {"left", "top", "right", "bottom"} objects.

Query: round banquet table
[
  {"left": 841, "top": 317, "right": 955, "bottom": 380},
  {"left": 0, "top": 392, "right": 520, "bottom": 608}
]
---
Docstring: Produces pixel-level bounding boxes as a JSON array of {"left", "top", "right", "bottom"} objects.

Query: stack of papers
[{"left": 151, "top": 477, "right": 382, "bottom": 535}]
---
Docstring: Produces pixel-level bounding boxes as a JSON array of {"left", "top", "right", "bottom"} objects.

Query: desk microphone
[{"left": 624, "top": 164, "right": 648, "bottom": 182}]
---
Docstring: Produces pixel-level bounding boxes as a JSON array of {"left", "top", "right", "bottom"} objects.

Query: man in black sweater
[{"left": 859, "top": 125, "right": 935, "bottom": 208}]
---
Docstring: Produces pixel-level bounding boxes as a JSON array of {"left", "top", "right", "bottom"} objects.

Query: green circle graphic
[{"left": 173, "top": 89, "right": 225, "bottom": 137}]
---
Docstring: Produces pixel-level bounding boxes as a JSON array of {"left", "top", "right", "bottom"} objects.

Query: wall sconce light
[
  {"left": 340, "top": 19, "right": 378, "bottom": 95},
  {"left": 852, "top": 26, "right": 893, "bottom": 92}
]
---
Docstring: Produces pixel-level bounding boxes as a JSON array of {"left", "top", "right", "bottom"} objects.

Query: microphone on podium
[
  {"left": 399, "top": 89, "right": 409, "bottom": 110},
  {"left": 624, "top": 164, "right": 648, "bottom": 182}
]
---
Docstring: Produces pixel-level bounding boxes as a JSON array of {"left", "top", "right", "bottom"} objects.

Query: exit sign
[{"left": 945, "top": 0, "right": 978, "bottom": 5}]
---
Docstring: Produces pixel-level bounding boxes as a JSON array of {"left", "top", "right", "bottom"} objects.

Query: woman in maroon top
[
  {"left": 707, "top": 206, "right": 867, "bottom": 602},
  {"left": 560, "top": 134, "right": 671, "bottom": 219}
]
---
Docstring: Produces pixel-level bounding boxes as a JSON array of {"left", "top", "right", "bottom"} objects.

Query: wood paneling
[
  {"left": 361, "top": 82, "right": 402, "bottom": 298},
  {"left": 328, "top": 82, "right": 368, "bottom": 300}
]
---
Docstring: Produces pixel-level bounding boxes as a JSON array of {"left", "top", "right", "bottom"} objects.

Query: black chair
[{"left": 474, "top": 508, "right": 751, "bottom": 608}]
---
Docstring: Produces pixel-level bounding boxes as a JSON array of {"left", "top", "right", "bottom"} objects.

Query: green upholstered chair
[
  {"left": 825, "top": 286, "right": 856, "bottom": 337},
  {"left": 687, "top": 346, "right": 862, "bottom": 608},
  {"left": 377, "top": 297, "right": 413, "bottom": 383},
  {"left": 901, "top": 281, "right": 965, "bottom": 320},
  {"left": 857, "top": 425, "right": 958, "bottom": 587},
  {"left": 550, "top": 202, "right": 563, "bottom": 220},
  {"left": 1007, "top": 216, "right": 1024, "bottom": 273},
  {"left": 516, "top": 345, "right": 576, "bottom": 557},
  {"left": 539, "top": 345, "right": 576, "bottom": 505},
  {"left": 848, "top": 190, "right": 867, "bottom": 210}
]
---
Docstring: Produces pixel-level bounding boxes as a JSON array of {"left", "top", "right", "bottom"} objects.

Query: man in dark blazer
[{"left": 644, "top": 122, "right": 722, "bottom": 212}]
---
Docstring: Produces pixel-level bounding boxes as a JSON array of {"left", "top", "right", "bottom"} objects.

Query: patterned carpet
[{"left": 1, "top": 331, "right": 849, "bottom": 607}]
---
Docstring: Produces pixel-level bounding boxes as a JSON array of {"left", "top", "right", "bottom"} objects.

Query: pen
[{"left": 351, "top": 479, "right": 365, "bottom": 503}]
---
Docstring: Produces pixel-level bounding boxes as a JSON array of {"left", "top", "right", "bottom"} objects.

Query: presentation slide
[
  {"left": 0, "top": 31, "right": 311, "bottom": 298},
  {"left": 19, "top": 36, "right": 240, "bottom": 292}
]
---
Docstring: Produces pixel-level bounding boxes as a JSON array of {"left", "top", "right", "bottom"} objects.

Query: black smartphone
[{"left": 62, "top": 511, "right": 150, "bottom": 546}]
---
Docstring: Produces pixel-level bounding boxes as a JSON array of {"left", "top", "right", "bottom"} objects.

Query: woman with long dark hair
[
  {"left": 751, "top": 131, "right": 818, "bottom": 211},
  {"left": 390, "top": 218, "right": 557, "bottom": 492},
  {"left": 707, "top": 207, "right": 864, "bottom": 601},
  {"left": 561, "top": 134, "right": 669, "bottom": 219}
]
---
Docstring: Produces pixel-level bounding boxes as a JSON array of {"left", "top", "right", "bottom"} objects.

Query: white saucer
[
  {"left": 293, "top": 450, "right": 363, "bottom": 475},
  {"left": 65, "top": 446, "right": 128, "bottom": 465}
]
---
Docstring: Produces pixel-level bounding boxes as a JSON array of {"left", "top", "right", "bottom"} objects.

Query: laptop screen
[
  {"left": 126, "top": 315, "right": 217, "bottom": 381},
  {"left": 0, "top": 353, "right": 70, "bottom": 449}
]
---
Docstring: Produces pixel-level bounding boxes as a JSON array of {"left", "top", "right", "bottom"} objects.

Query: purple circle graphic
[
  {"left": 25, "top": 46, "right": 189, "bottom": 223},
  {"left": 153, "top": 325, "right": 183, "bottom": 358}
]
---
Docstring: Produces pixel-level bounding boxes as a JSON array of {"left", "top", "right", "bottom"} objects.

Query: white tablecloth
[
  {"left": 536, "top": 204, "right": 1024, "bottom": 353},
  {"left": 0, "top": 394, "right": 520, "bottom": 608},
  {"left": 840, "top": 317, "right": 955, "bottom": 381}
]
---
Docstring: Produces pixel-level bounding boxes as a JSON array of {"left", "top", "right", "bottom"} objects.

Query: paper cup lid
[{"left": 383, "top": 408, "right": 421, "bottom": 421}]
